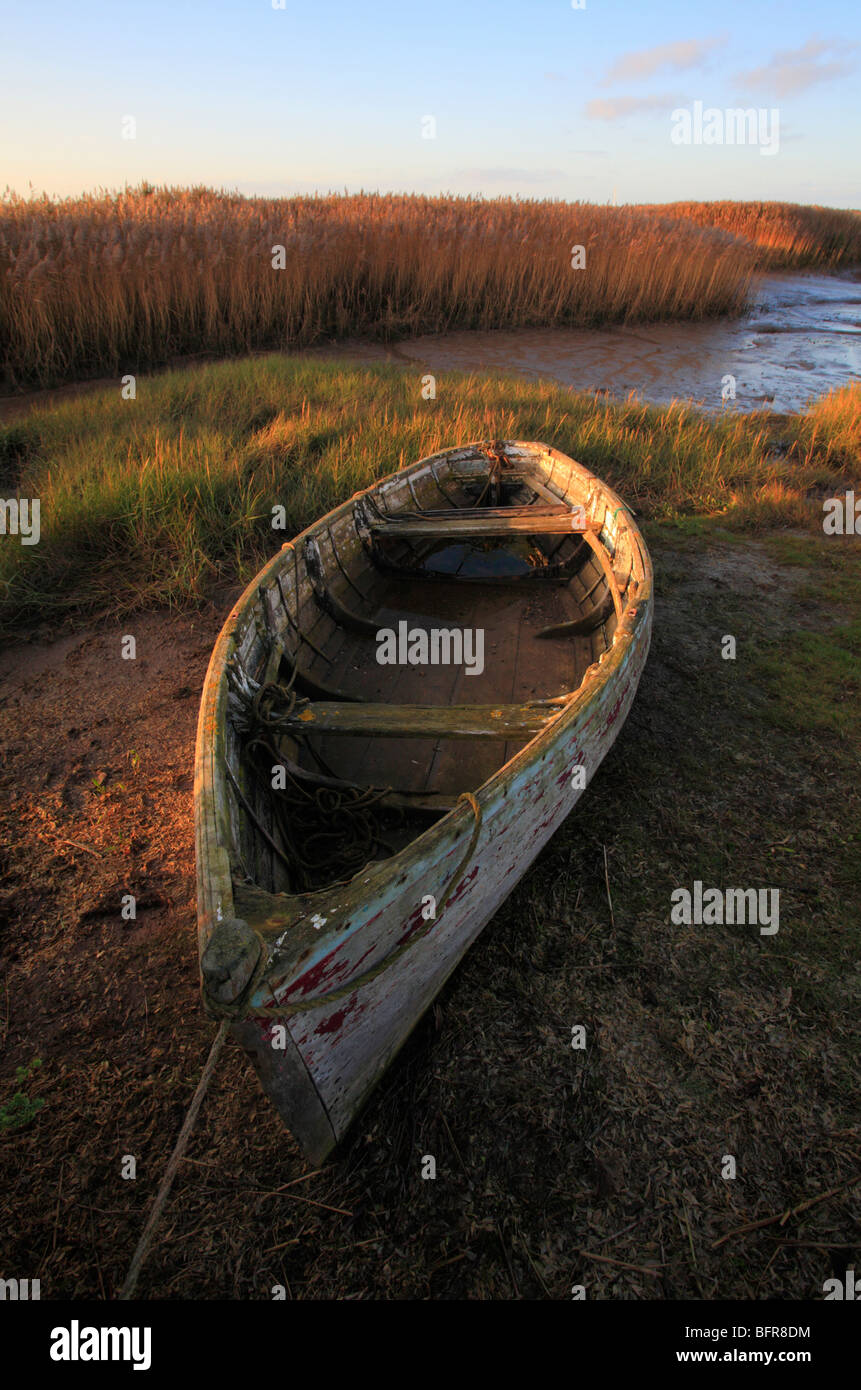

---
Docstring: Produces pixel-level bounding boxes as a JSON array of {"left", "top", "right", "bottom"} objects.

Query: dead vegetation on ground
[{"left": 0, "top": 529, "right": 858, "bottom": 1299}]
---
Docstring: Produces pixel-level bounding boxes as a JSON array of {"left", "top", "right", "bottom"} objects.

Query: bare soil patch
[{"left": 0, "top": 538, "right": 857, "bottom": 1299}]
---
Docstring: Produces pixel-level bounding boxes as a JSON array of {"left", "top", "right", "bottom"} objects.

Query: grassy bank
[{"left": 1, "top": 358, "right": 858, "bottom": 638}]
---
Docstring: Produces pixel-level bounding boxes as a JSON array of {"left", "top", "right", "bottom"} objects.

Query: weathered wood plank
[
  {"left": 537, "top": 589, "right": 615, "bottom": 638},
  {"left": 582, "top": 531, "right": 626, "bottom": 622},
  {"left": 286, "top": 698, "right": 568, "bottom": 739},
  {"left": 368, "top": 507, "right": 594, "bottom": 539}
]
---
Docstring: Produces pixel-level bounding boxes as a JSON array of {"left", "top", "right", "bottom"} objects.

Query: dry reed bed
[
  {"left": 1, "top": 189, "right": 759, "bottom": 387},
  {"left": 642, "top": 200, "right": 861, "bottom": 269}
]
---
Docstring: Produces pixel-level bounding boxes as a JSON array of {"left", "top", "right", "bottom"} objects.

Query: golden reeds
[
  {"left": 1, "top": 187, "right": 757, "bottom": 387},
  {"left": 642, "top": 200, "right": 861, "bottom": 269},
  {"left": 2, "top": 188, "right": 856, "bottom": 389}
]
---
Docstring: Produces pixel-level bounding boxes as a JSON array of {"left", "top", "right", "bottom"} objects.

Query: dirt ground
[{"left": 0, "top": 535, "right": 858, "bottom": 1300}]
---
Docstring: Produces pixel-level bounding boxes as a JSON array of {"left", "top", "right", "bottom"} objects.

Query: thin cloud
[
  {"left": 603, "top": 36, "right": 727, "bottom": 84},
  {"left": 586, "top": 94, "right": 685, "bottom": 122},
  {"left": 736, "top": 38, "right": 859, "bottom": 95}
]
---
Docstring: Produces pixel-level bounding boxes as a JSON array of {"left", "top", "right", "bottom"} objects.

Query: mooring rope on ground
[
  {"left": 121, "top": 792, "right": 483, "bottom": 1293},
  {"left": 118, "top": 1021, "right": 230, "bottom": 1300}
]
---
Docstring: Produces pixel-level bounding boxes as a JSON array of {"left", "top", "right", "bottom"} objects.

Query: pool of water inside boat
[{"left": 421, "top": 538, "right": 537, "bottom": 579}]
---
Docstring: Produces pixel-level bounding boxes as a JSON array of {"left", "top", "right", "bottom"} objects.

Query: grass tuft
[{"left": 1, "top": 361, "right": 858, "bottom": 637}]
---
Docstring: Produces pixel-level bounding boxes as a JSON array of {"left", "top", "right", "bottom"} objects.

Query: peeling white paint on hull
[{"left": 195, "top": 440, "right": 653, "bottom": 1161}]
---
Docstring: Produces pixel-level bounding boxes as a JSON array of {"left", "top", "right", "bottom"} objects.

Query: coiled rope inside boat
[{"left": 227, "top": 654, "right": 401, "bottom": 892}]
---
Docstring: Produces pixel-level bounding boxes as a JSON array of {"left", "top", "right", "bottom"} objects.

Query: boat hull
[{"left": 195, "top": 441, "right": 653, "bottom": 1162}]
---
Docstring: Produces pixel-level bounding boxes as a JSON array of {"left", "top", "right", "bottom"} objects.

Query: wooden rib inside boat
[
  {"left": 195, "top": 440, "right": 653, "bottom": 1161},
  {"left": 222, "top": 450, "right": 635, "bottom": 894}
]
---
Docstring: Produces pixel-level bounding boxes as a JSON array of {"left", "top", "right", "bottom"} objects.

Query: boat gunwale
[{"left": 194, "top": 440, "right": 653, "bottom": 971}]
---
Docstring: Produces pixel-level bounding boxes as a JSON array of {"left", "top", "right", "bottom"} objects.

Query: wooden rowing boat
[{"left": 194, "top": 440, "right": 652, "bottom": 1161}]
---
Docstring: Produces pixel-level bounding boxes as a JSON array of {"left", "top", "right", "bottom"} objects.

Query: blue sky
[{"left": 2, "top": 0, "right": 859, "bottom": 205}]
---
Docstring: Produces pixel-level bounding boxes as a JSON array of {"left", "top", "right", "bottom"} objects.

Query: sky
[{"left": 1, "top": 0, "right": 859, "bottom": 206}]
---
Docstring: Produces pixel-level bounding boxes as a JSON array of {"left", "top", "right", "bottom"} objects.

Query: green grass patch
[
  {"left": 0, "top": 1058, "right": 45, "bottom": 1134},
  {"left": 0, "top": 358, "right": 858, "bottom": 637},
  {"left": 752, "top": 535, "right": 861, "bottom": 738}
]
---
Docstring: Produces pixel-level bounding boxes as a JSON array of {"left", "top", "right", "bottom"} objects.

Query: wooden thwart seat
[
  {"left": 285, "top": 698, "right": 570, "bottom": 739},
  {"left": 368, "top": 504, "right": 594, "bottom": 540}
]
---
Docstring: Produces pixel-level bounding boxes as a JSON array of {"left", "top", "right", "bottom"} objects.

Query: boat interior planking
[{"left": 195, "top": 440, "right": 652, "bottom": 1160}]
